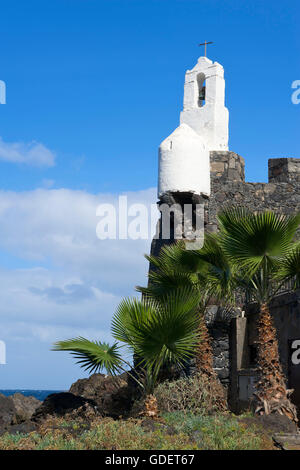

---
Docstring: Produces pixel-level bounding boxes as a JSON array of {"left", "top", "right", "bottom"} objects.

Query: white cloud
[
  {"left": 0, "top": 186, "right": 158, "bottom": 388},
  {"left": 0, "top": 187, "right": 158, "bottom": 292},
  {"left": 0, "top": 137, "right": 56, "bottom": 167},
  {"left": 0, "top": 267, "right": 120, "bottom": 335}
]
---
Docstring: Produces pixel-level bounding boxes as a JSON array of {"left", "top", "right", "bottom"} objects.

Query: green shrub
[{"left": 164, "top": 412, "right": 272, "bottom": 450}]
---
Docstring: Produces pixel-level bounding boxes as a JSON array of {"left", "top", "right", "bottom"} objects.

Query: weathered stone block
[
  {"left": 210, "top": 151, "right": 245, "bottom": 182},
  {"left": 211, "top": 161, "right": 225, "bottom": 172},
  {"left": 269, "top": 158, "right": 300, "bottom": 183}
]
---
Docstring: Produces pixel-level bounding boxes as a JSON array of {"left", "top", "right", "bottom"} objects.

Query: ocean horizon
[{"left": 0, "top": 389, "right": 64, "bottom": 401}]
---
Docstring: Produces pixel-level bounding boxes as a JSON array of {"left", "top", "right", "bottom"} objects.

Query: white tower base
[{"left": 158, "top": 56, "right": 229, "bottom": 199}]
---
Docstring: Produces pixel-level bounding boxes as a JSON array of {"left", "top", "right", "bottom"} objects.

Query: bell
[{"left": 199, "top": 86, "right": 206, "bottom": 101}]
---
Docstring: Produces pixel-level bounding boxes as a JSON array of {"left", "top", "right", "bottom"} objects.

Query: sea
[{"left": 0, "top": 390, "right": 63, "bottom": 401}]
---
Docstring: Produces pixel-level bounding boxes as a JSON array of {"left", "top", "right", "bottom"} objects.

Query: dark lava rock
[
  {"left": 7, "top": 420, "right": 38, "bottom": 435},
  {"left": 240, "top": 412, "right": 298, "bottom": 435},
  {"left": 257, "top": 413, "right": 299, "bottom": 435},
  {"left": 32, "top": 374, "right": 134, "bottom": 423},
  {"left": 69, "top": 373, "right": 133, "bottom": 418},
  {"left": 11, "top": 393, "right": 41, "bottom": 423},
  {"left": 0, "top": 393, "right": 41, "bottom": 435},
  {"left": 31, "top": 392, "right": 98, "bottom": 423},
  {"left": 0, "top": 394, "right": 17, "bottom": 433}
]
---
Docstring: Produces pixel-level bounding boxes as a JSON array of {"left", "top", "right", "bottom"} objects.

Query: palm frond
[
  {"left": 218, "top": 208, "right": 300, "bottom": 276},
  {"left": 111, "top": 297, "right": 157, "bottom": 346},
  {"left": 140, "top": 234, "right": 237, "bottom": 307},
  {"left": 112, "top": 287, "right": 200, "bottom": 374},
  {"left": 146, "top": 241, "right": 203, "bottom": 274},
  {"left": 187, "top": 233, "right": 238, "bottom": 303},
  {"left": 52, "top": 337, "right": 123, "bottom": 375},
  {"left": 217, "top": 206, "right": 251, "bottom": 234},
  {"left": 137, "top": 270, "right": 198, "bottom": 299},
  {"left": 135, "top": 288, "right": 200, "bottom": 368},
  {"left": 276, "top": 243, "right": 300, "bottom": 287}
]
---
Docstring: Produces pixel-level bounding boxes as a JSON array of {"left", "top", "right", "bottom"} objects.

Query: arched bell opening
[{"left": 197, "top": 73, "right": 206, "bottom": 108}]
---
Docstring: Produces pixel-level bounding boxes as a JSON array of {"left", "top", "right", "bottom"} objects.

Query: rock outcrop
[
  {"left": 69, "top": 373, "right": 133, "bottom": 418},
  {"left": 11, "top": 393, "right": 41, "bottom": 423},
  {"left": 0, "top": 374, "right": 134, "bottom": 433},
  {"left": 0, "top": 394, "right": 17, "bottom": 432},
  {"left": 0, "top": 393, "right": 41, "bottom": 435},
  {"left": 31, "top": 392, "right": 99, "bottom": 422}
]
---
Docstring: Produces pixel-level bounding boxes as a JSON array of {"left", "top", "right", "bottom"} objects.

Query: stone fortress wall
[
  {"left": 206, "top": 153, "right": 300, "bottom": 408},
  {"left": 208, "top": 153, "right": 300, "bottom": 227},
  {"left": 150, "top": 154, "right": 300, "bottom": 395}
]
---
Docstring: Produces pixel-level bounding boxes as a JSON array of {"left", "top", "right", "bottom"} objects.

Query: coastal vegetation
[
  {"left": 140, "top": 207, "right": 300, "bottom": 420},
  {"left": 1, "top": 207, "right": 300, "bottom": 450},
  {"left": 54, "top": 208, "right": 300, "bottom": 422},
  {"left": 53, "top": 287, "right": 201, "bottom": 417},
  {"left": 0, "top": 412, "right": 272, "bottom": 451}
]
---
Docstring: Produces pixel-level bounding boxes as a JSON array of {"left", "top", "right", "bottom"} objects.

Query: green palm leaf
[
  {"left": 218, "top": 208, "right": 300, "bottom": 276},
  {"left": 111, "top": 297, "right": 157, "bottom": 346},
  {"left": 276, "top": 244, "right": 300, "bottom": 287},
  {"left": 141, "top": 234, "right": 237, "bottom": 307},
  {"left": 146, "top": 241, "right": 203, "bottom": 274},
  {"left": 112, "top": 287, "right": 200, "bottom": 372},
  {"left": 137, "top": 270, "right": 198, "bottom": 299},
  {"left": 186, "top": 233, "right": 238, "bottom": 303},
  {"left": 52, "top": 337, "right": 123, "bottom": 375},
  {"left": 134, "top": 288, "right": 201, "bottom": 369}
]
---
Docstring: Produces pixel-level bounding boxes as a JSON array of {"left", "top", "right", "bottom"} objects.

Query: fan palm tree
[
  {"left": 53, "top": 287, "right": 201, "bottom": 417},
  {"left": 217, "top": 207, "right": 300, "bottom": 421}
]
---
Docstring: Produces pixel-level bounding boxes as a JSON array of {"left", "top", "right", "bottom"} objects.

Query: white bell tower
[{"left": 158, "top": 57, "right": 229, "bottom": 198}]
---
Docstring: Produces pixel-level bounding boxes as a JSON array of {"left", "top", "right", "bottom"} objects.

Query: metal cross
[{"left": 198, "top": 41, "right": 213, "bottom": 57}]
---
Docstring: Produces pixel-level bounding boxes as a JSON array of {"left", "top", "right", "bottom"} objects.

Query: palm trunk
[
  {"left": 144, "top": 394, "right": 159, "bottom": 419},
  {"left": 195, "top": 313, "right": 214, "bottom": 376},
  {"left": 196, "top": 313, "right": 227, "bottom": 410},
  {"left": 255, "top": 303, "right": 298, "bottom": 422}
]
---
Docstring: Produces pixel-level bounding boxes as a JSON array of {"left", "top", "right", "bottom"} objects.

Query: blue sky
[{"left": 0, "top": 0, "right": 299, "bottom": 388}]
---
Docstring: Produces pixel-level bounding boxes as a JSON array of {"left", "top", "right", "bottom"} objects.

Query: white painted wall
[
  {"left": 158, "top": 56, "right": 229, "bottom": 198},
  {"left": 180, "top": 57, "right": 229, "bottom": 150},
  {"left": 158, "top": 124, "right": 210, "bottom": 197}
]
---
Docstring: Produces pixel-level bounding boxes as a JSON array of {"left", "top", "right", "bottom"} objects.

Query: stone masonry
[
  {"left": 206, "top": 153, "right": 300, "bottom": 394},
  {"left": 208, "top": 153, "right": 300, "bottom": 226},
  {"left": 150, "top": 153, "right": 300, "bottom": 393}
]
